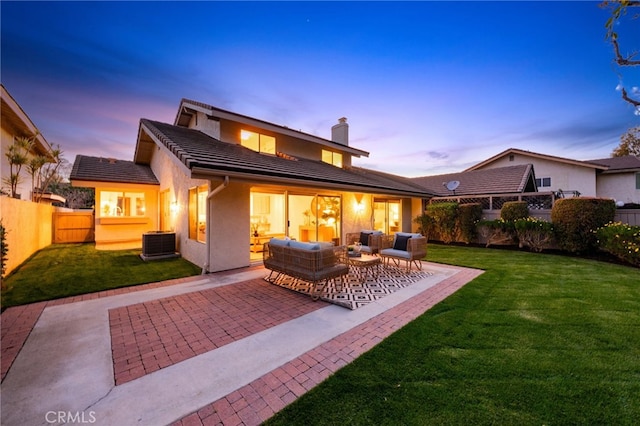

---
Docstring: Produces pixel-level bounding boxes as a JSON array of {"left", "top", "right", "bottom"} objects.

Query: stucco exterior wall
[
  {"left": 342, "top": 193, "right": 374, "bottom": 233},
  {"left": 596, "top": 173, "right": 639, "bottom": 205},
  {"left": 92, "top": 182, "right": 158, "bottom": 250},
  {"left": 219, "top": 119, "right": 352, "bottom": 166},
  {"left": 149, "top": 143, "right": 208, "bottom": 269},
  {"left": 481, "top": 156, "right": 597, "bottom": 196},
  {"left": 188, "top": 111, "right": 221, "bottom": 140},
  {"left": 208, "top": 181, "right": 251, "bottom": 272}
]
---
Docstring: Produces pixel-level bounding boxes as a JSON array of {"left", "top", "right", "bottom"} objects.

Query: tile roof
[
  {"left": 410, "top": 164, "right": 536, "bottom": 196},
  {"left": 466, "top": 148, "right": 607, "bottom": 171},
  {"left": 587, "top": 155, "right": 640, "bottom": 173},
  {"left": 174, "top": 99, "right": 370, "bottom": 157},
  {"left": 70, "top": 155, "right": 159, "bottom": 185},
  {"left": 138, "top": 119, "right": 430, "bottom": 197}
]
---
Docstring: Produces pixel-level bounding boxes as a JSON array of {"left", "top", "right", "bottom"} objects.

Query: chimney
[{"left": 331, "top": 117, "right": 349, "bottom": 146}]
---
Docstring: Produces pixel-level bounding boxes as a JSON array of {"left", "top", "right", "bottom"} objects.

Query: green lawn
[
  {"left": 1, "top": 243, "right": 201, "bottom": 309},
  {"left": 266, "top": 244, "right": 640, "bottom": 425}
]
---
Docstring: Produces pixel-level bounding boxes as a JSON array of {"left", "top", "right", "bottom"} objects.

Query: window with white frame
[{"left": 535, "top": 177, "right": 551, "bottom": 188}]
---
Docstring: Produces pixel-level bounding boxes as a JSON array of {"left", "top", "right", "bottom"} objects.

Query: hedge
[{"left": 551, "top": 198, "right": 616, "bottom": 253}]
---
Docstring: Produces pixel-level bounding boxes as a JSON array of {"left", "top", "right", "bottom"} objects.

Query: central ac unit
[{"left": 141, "top": 232, "right": 179, "bottom": 260}]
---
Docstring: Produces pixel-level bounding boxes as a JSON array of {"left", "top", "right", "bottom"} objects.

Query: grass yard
[
  {"left": 1, "top": 243, "right": 201, "bottom": 309},
  {"left": 266, "top": 244, "right": 640, "bottom": 425}
]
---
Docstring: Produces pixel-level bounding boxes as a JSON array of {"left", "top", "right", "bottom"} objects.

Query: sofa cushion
[
  {"left": 316, "top": 241, "right": 335, "bottom": 249},
  {"left": 396, "top": 232, "right": 422, "bottom": 239},
  {"left": 393, "top": 234, "right": 411, "bottom": 251},
  {"left": 379, "top": 248, "right": 411, "bottom": 259},
  {"left": 269, "top": 238, "right": 290, "bottom": 247},
  {"left": 289, "top": 240, "right": 320, "bottom": 251}
]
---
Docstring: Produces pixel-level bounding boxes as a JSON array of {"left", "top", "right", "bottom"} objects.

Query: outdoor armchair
[
  {"left": 379, "top": 232, "right": 427, "bottom": 272},
  {"left": 345, "top": 230, "right": 384, "bottom": 255}
]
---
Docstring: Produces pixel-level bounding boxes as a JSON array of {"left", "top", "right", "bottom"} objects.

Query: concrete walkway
[{"left": 0, "top": 262, "right": 482, "bottom": 426}]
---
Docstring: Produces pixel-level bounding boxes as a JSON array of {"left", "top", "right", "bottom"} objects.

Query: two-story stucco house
[
  {"left": 1, "top": 84, "right": 59, "bottom": 202},
  {"left": 466, "top": 147, "right": 640, "bottom": 205},
  {"left": 71, "top": 99, "right": 432, "bottom": 272}
]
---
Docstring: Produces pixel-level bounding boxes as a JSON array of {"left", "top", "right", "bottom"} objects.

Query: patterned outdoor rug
[{"left": 265, "top": 264, "right": 432, "bottom": 310}]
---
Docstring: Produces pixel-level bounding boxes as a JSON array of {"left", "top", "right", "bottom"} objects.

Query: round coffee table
[{"left": 348, "top": 254, "right": 382, "bottom": 283}]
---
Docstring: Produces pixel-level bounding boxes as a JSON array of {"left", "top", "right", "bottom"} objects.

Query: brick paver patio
[
  {"left": 170, "top": 266, "right": 481, "bottom": 425},
  {"left": 1, "top": 263, "right": 482, "bottom": 425}
]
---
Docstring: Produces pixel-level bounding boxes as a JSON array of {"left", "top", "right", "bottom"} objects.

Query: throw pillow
[
  {"left": 393, "top": 234, "right": 411, "bottom": 251},
  {"left": 359, "top": 231, "right": 371, "bottom": 246}
]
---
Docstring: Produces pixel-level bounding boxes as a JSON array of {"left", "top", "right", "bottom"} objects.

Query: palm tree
[{"left": 3, "top": 136, "right": 34, "bottom": 198}]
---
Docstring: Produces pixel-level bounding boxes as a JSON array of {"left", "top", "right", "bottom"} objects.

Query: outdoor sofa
[
  {"left": 379, "top": 232, "right": 428, "bottom": 272},
  {"left": 263, "top": 238, "right": 349, "bottom": 300}
]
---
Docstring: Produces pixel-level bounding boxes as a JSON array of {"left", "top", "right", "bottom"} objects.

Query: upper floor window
[
  {"left": 636, "top": 173, "right": 640, "bottom": 190},
  {"left": 100, "top": 191, "right": 146, "bottom": 217},
  {"left": 240, "top": 130, "right": 275, "bottom": 154},
  {"left": 535, "top": 177, "right": 551, "bottom": 188},
  {"left": 322, "top": 149, "right": 343, "bottom": 167}
]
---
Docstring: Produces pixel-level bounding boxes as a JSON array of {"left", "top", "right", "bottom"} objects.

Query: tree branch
[
  {"left": 621, "top": 87, "right": 640, "bottom": 107},
  {"left": 612, "top": 38, "right": 640, "bottom": 66}
]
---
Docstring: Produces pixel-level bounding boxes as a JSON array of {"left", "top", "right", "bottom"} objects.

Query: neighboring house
[
  {"left": 71, "top": 99, "right": 432, "bottom": 272},
  {"left": 466, "top": 148, "right": 608, "bottom": 198},
  {"left": 1, "top": 84, "right": 59, "bottom": 202},
  {"left": 411, "top": 164, "right": 537, "bottom": 197},
  {"left": 466, "top": 148, "right": 640, "bottom": 205},
  {"left": 589, "top": 155, "right": 640, "bottom": 206}
]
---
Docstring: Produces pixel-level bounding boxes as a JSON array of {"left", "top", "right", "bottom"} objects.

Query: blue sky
[{"left": 2, "top": 1, "right": 639, "bottom": 177}]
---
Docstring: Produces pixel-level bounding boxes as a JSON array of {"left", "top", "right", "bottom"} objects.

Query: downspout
[{"left": 202, "top": 176, "right": 230, "bottom": 274}]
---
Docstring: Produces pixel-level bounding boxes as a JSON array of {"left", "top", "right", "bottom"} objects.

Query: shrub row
[
  {"left": 416, "top": 198, "right": 639, "bottom": 266},
  {"left": 415, "top": 203, "right": 483, "bottom": 244},
  {"left": 595, "top": 222, "right": 640, "bottom": 267}
]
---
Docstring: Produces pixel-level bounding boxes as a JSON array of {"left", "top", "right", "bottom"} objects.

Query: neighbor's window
[
  {"left": 240, "top": 130, "right": 275, "bottom": 154},
  {"left": 100, "top": 191, "right": 146, "bottom": 217},
  {"left": 535, "top": 177, "right": 551, "bottom": 188},
  {"left": 322, "top": 149, "right": 343, "bottom": 167},
  {"left": 189, "top": 184, "right": 208, "bottom": 243},
  {"left": 636, "top": 173, "right": 640, "bottom": 190}
]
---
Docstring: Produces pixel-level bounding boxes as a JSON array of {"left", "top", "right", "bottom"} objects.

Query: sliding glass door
[
  {"left": 289, "top": 194, "right": 340, "bottom": 243},
  {"left": 250, "top": 190, "right": 341, "bottom": 248},
  {"left": 373, "top": 199, "right": 401, "bottom": 234}
]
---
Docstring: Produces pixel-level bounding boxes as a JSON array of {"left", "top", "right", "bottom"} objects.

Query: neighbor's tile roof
[
  {"left": 587, "top": 155, "right": 640, "bottom": 173},
  {"left": 138, "top": 119, "right": 430, "bottom": 197},
  {"left": 466, "top": 148, "right": 607, "bottom": 171},
  {"left": 410, "top": 164, "right": 535, "bottom": 196},
  {"left": 70, "top": 155, "right": 159, "bottom": 185}
]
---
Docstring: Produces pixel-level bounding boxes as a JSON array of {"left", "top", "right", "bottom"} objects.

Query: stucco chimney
[{"left": 331, "top": 117, "right": 349, "bottom": 146}]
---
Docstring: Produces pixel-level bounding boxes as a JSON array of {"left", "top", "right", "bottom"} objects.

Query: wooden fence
[
  {"left": 53, "top": 211, "right": 95, "bottom": 243},
  {"left": 1, "top": 197, "right": 54, "bottom": 276}
]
